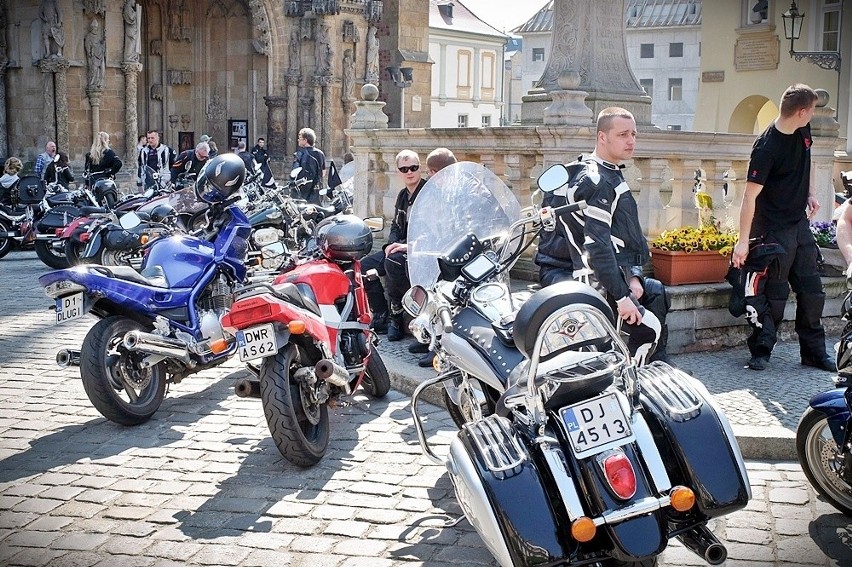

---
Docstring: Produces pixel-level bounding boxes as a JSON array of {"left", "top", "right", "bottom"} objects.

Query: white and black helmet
[{"left": 195, "top": 154, "right": 246, "bottom": 204}]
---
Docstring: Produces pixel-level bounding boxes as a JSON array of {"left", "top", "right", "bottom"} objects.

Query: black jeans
[
  {"left": 744, "top": 218, "right": 827, "bottom": 360},
  {"left": 361, "top": 249, "right": 410, "bottom": 316}
]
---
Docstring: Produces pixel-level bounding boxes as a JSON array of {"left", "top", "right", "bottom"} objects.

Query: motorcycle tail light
[
  {"left": 570, "top": 517, "right": 596, "bottom": 542},
  {"left": 227, "top": 303, "right": 273, "bottom": 328},
  {"left": 288, "top": 320, "right": 307, "bottom": 334},
  {"left": 669, "top": 486, "right": 696, "bottom": 512},
  {"left": 80, "top": 232, "right": 91, "bottom": 243},
  {"left": 54, "top": 228, "right": 63, "bottom": 237},
  {"left": 601, "top": 451, "right": 637, "bottom": 500}
]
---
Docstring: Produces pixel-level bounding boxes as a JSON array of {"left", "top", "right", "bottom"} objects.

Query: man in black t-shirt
[{"left": 731, "top": 84, "right": 832, "bottom": 372}]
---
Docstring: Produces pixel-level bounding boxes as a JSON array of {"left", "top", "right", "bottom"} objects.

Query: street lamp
[
  {"left": 781, "top": 1, "right": 841, "bottom": 71},
  {"left": 387, "top": 66, "right": 413, "bottom": 128}
]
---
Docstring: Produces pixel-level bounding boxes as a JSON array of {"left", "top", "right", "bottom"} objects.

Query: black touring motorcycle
[{"left": 405, "top": 162, "right": 751, "bottom": 566}]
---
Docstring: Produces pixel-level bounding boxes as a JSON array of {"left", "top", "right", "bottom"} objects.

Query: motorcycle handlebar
[
  {"left": 549, "top": 200, "right": 587, "bottom": 215},
  {"left": 438, "top": 306, "right": 453, "bottom": 335}
]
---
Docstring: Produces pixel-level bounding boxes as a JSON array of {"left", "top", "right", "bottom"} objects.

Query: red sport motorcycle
[{"left": 221, "top": 214, "right": 391, "bottom": 467}]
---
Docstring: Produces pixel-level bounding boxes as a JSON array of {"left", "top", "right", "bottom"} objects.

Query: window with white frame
[
  {"left": 639, "top": 78, "right": 653, "bottom": 99},
  {"left": 481, "top": 115, "right": 491, "bottom": 127},
  {"left": 640, "top": 43, "right": 654, "bottom": 58},
  {"left": 669, "top": 42, "right": 683, "bottom": 57},
  {"left": 668, "top": 78, "right": 682, "bottom": 101},
  {"left": 532, "top": 48, "right": 545, "bottom": 62},
  {"left": 821, "top": 1, "right": 840, "bottom": 52},
  {"left": 458, "top": 114, "right": 468, "bottom": 128},
  {"left": 744, "top": 0, "right": 768, "bottom": 26}
]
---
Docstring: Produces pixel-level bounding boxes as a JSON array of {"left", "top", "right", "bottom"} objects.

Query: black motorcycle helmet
[
  {"left": 149, "top": 202, "right": 176, "bottom": 223},
  {"left": 195, "top": 154, "right": 246, "bottom": 204},
  {"left": 315, "top": 214, "right": 373, "bottom": 262}
]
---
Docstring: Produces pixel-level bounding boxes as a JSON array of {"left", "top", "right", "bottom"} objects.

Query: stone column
[
  {"left": 285, "top": 74, "right": 300, "bottom": 163},
  {"left": 122, "top": 61, "right": 143, "bottom": 163},
  {"left": 0, "top": 66, "right": 8, "bottom": 157},
  {"left": 522, "top": 0, "right": 650, "bottom": 125},
  {"left": 263, "top": 95, "right": 288, "bottom": 176},
  {"left": 311, "top": 80, "right": 323, "bottom": 143},
  {"left": 315, "top": 75, "right": 333, "bottom": 156},
  {"left": 38, "top": 58, "right": 71, "bottom": 152},
  {"left": 87, "top": 88, "right": 103, "bottom": 139}
]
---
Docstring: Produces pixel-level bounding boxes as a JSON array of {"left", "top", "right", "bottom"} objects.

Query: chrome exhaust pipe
[
  {"left": 123, "top": 330, "right": 191, "bottom": 364},
  {"left": 235, "top": 378, "right": 261, "bottom": 398},
  {"left": 314, "top": 359, "right": 351, "bottom": 388},
  {"left": 677, "top": 525, "right": 727, "bottom": 565},
  {"left": 56, "top": 349, "right": 81, "bottom": 368}
]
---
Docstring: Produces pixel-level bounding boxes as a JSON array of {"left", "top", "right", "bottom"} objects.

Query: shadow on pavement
[{"left": 809, "top": 514, "right": 852, "bottom": 566}]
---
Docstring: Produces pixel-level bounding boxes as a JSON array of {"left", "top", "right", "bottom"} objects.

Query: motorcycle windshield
[{"left": 408, "top": 162, "right": 520, "bottom": 288}]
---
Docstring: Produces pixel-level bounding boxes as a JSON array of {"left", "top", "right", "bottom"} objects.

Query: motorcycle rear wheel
[
  {"left": 360, "top": 349, "right": 390, "bottom": 398},
  {"left": 796, "top": 407, "right": 852, "bottom": 516},
  {"left": 98, "top": 247, "right": 135, "bottom": 267},
  {"left": 259, "top": 344, "right": 330, "bottom": 467},
  {"left": 35, "top": 239, "right": 69, "bottom": 269},
  {"left": 0, "top": 219, "right": 13, "bottom": 259},
  {"left": 80, "top": 316, "right": 166, "bottom": 425},
  {"left": 63, "top": 239, "right": 86, "bottom": 266}
]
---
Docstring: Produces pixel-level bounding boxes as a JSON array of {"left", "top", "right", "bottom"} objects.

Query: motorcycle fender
[
  {"left": 448, "top": 427, "right": 569, "bottom": 567},
  {"left": 81, "top": 231, "right": 103, "bottom": 259},
  {"left": 807, "top": 388, "right": 851, "bottom": 446},
  {"left": 440, "top": 332, "right": 509, "bottom": 394},
  {"left": 638, "top": 362, "right": 750, "bottom": 517},
  {"left": 223, "top": 294, "right": 330, "bottom": 344}
]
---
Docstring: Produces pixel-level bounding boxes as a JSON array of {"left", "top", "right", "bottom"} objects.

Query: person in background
[
  {"left": 199, "top": 134, "right": 218, "bottom": 158},
  {"left": 731, "top": 83, "right": 832, "bottom": 372},
  {"left": 85, "top": 131, "right": 122, "bottom": 180},
  {"left": 44, "top": 152, "right": 74, "bottom": 189},
  {"left": 361, "top": 149, "right": 426, "bottom": 342},
  {"left": 171, "top": 142, "right": 210, "bottom": 182},
  {"left": 0, "top": 157, "right": 23, "bottom": 206},
  {"left": 237, "top": 140, "right": 255, "bottom": 173},
  {"left": 534, "top": 107, "right": 665, "bottom": 365},
  {"left": 138, "top": 130, "right": 174, "bottom": 188},
  {"left": 135, "top": 134, "right": 147, "bottom": 188},
  {"left": 34, "top": 141, "right": 57, "bottom": 180},
  {"left": 293, "top": 127, "right": 326, "bottom": 204},
  {"left": 251, "top": 137, "right": 272, "bottom": 186}
]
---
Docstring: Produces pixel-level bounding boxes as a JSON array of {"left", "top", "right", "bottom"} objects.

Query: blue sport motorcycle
[
  {"left": 39, "top": 154, "right": 251, "bottom": 425},
  {"left": 796, "top": 274, "right": 852, "bottom": 516}
]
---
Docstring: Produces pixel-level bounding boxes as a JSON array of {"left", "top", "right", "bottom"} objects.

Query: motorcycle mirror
[
  {"left": 537, "top": 164, "right": 571, "bottom": 193},
  {"left": 402, "top": 286, "right": 428, "bottom": 317},
  {"left": 364, "top": 217, "right": 385, "bottom": 232},
  {"left": 119, "top": 212, "right": 142, "bottom": 230},
  {"left": 261, "top": 241, "right": 286, "bottom": 259},
  {"left": 290, "top": 167, "right": 303, "bottom": 180}
]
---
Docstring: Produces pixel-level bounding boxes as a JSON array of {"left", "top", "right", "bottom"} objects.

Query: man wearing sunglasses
[{"left": 362, "top": 149, "right": 427, "bottom": 341}]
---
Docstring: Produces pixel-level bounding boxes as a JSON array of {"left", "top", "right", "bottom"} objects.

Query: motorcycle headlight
[
  {"left": 409, "top": 312, "right": 433, "bottom": 344},
  {"left": 253, "top": 227, "right": 284, "bottom": 246}
]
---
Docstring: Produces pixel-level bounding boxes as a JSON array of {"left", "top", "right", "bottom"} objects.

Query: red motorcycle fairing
[
  {"left": 221, "top": 292, "right": 330, "bottom": 345},
  {"left": 277, "top": 260, "right": 350, "bottom": 306}
]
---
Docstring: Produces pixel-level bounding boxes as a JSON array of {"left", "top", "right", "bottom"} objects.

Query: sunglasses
[{"left": 398, "top": 164, "right": 420, "bottom": 173}]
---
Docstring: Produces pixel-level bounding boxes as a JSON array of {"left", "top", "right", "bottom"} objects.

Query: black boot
[
  {"left": 371, "top": 312, "right": 388, "bottom": 334},
  {"left": 387, "top": 305, "right": 404, "bottom": 341}
]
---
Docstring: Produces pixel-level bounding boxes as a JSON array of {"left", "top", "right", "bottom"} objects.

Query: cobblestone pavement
[{"left": 1, "top": 250, "right": 851, "bottom": 566}]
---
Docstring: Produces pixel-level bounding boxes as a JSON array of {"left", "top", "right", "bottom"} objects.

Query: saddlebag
[
  {"left": 637, "top": 362, "right": 751, "bottom": 517},
  {"left": 447, "top": 415, "right": 570, "bottom": 567},
  {"left": 37, "top": 205, "right": 81, "bottom": 233}
]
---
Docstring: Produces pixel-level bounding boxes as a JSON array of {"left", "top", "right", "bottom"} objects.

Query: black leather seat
[{"left": 92, "top": 265, "right": 169, "bottom": 288}]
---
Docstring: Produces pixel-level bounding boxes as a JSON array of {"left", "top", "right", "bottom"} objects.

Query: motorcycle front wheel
[
  {"left": 443, "top": 375, "right": 499, "bottom": 429},
  {"left": 80, "top": 316, "right": 167, "bottom": 425},
  {"left": 360, "top": 349, "right": 390, "bottom": 398},
  {"left": 63, "top": 239, "right": 86, "bottom": 266},
  {"left": 259, "top": 344, "right": 330, "bottom": 467},
  {"left": 98, "top": 247, "right": 136, "bottom": 267},
  {"left": 0, "top": 219, "right": 13, "bottom": 259},
  {"left": 796, "top": 408, "right": 852, "bottom": 516},
  {"left": 35, "top": 239, "right": 69, "bottom": 269}
]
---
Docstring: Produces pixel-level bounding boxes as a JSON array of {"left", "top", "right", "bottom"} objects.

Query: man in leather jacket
[{"left": 535, "top": 107, "right": 667, "bottom": 364}]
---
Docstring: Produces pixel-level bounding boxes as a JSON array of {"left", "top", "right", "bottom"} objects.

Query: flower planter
[
  {"left": 651, "top": 249, "right": 731, "bottom": 286},
  {"left": 818, "top": 246, "right": 845, "bottom": 277}
]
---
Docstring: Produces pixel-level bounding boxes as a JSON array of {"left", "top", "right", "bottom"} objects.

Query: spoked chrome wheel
[{"left": 796, "top": 408, "right": 852, "bottom": 516}]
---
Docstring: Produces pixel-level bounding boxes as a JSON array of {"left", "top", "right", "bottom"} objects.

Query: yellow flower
[{"left": 651, "top": 225, "right": 738, "bottom": 254}]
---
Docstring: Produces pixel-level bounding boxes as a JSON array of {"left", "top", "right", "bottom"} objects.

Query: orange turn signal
[
  {"left": 670, "top": 486, "right": 696, "bottom": 512},
  {"left": 140, "top": 234, "right": 149, "bottom": 245},
  {"left": 210, "top": 339, "right": 229, "bottom": 354},
  {"left": 288, "top": 320, "right": 307, "bottom": 334},
  {"left": 570, "top": 517, "right": 596, "bottom": 542}
]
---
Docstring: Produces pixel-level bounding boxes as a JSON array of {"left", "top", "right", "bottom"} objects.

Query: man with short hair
[
  {"left": 425, "top": 147, "right": 457, "bottom": 177},
  {"left": 237, "top": 140, "right": 255, "bottom": 173},
  {"left": 138, "top": 130, "right": 175, "bottom": 187},
  {"left": 251, "top": 137, "right": 272, "bottom": 186},
  {"left": 294, "top": 127, "right": 326, "bottom": 204},
  {"left": 535, "top": 107, "right": 665, "bottom": 364},
  {"left": 731, "top": 84, "right": 832, "bottom": 372},
  {"left": 170, "top": 142, "right": 210, "bottom": 181},
  {"left": 35, "top": 141, "right": 57, "bottom": 180}
]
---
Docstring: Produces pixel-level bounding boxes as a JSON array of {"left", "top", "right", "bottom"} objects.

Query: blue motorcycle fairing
[
  {"left": 142, "top": 234, "right": 217, "bottom": 288},
  {"left": 807, "top": 388, "right": 851, "bottom": 446},
  {"left": 212, "top": 206, "right": 251, "bottom": 282}
]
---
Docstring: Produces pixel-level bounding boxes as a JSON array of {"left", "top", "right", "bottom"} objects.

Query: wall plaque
[
  {"left": 734, "top": 35, "right": 779, "bottom": 71},
  {"left": 702, "top": 71, "right": 725, "bottom": 82}
]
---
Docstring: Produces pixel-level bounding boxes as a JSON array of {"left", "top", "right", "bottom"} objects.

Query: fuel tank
[{"left": 142, "top": 234, "right": 215, "bottom": 288}]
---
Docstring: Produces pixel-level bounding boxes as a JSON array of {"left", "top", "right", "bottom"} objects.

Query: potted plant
[{"left": 650, "top": 225, "right": 738, "bottom": 285}]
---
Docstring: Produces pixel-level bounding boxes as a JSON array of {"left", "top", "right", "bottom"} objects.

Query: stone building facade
[{"left": 0, "top": 0, "right": 430, "bottom": 176}]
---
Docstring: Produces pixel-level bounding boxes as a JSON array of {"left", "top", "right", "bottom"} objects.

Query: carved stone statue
[
  {"left": 288, "top": 29, "right": 300, "bottom": 74},
  {"left": 123, "top": 0, "right": 140, "bottom": 62},
  {"left": 84, "top": 19, "right": 105, "bottom": 90},
  {"left": 169, "top": 1, "right": 183, "bottom": 41},
  {"left": 82, "top": 0, "right": 106, "bottom": 16},
  {"left": 365, "top": 26, "right": 379, "bottom": 84},
  {"left": 39, "top": 0, "right": 65, "bottom": 58},
  {"left": 315, "top": 22, "right": 332, "bottom": 76},
  {"left": 342, "top": 48, "right": 355, "bottom": 102}
]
